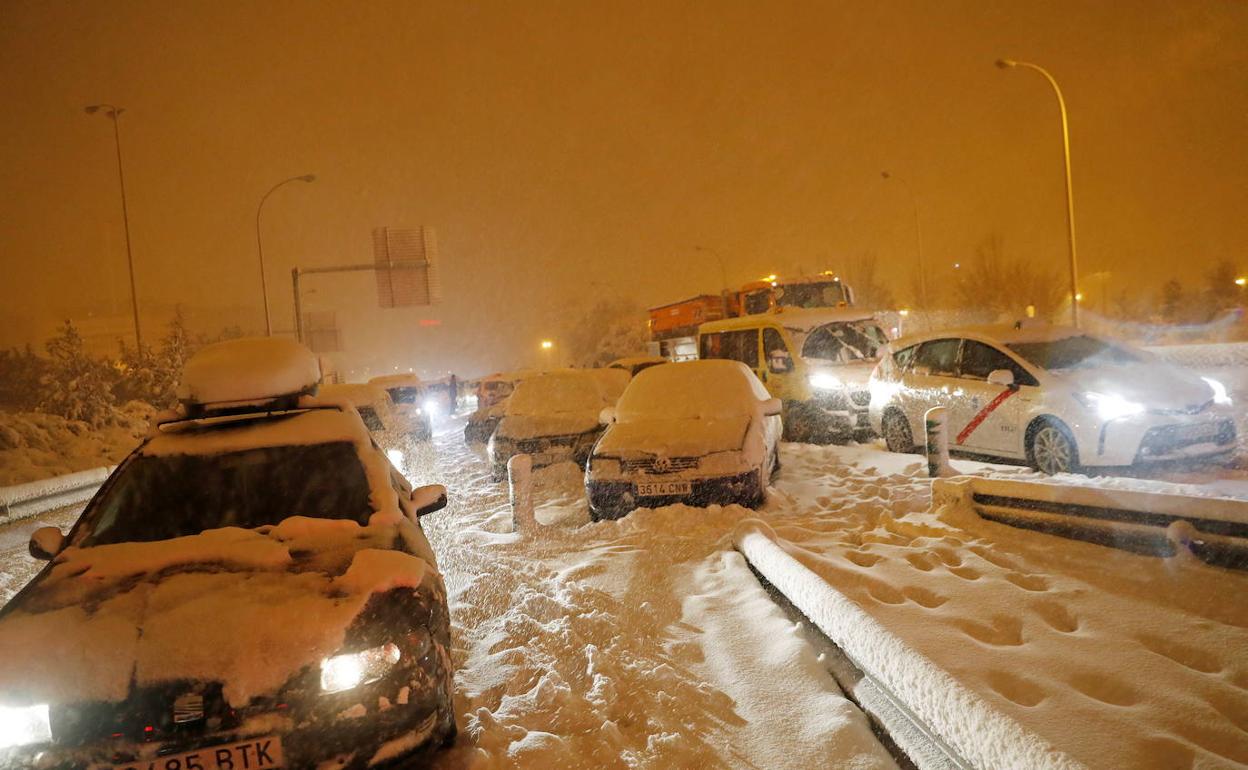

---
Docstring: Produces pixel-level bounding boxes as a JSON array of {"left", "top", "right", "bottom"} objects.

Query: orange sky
[{"left": 1, "top": 0, "right": 1245, "bottom": 376}]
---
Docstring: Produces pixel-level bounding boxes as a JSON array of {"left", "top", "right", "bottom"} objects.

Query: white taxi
[{"left": 868, "top": 324, "right": 1237, "bottom": 474}]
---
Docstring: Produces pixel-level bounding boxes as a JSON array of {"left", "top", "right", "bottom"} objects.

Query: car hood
[
  {"left": 497, "top": 412, "right": 600, "bottom": 440},
  {"left": 596, "top": 416, "right": 751, "bottom": 457},
  {"left": 1057, "top": 363, "right": 1216, "bottom": 412},
  {"left": 0, "top": 517, "right": 437, "bottom": 710}
]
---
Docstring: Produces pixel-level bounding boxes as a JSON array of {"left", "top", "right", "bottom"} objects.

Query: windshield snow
[
  {"left": 1008, "top": 335, "right": 1142, "bottom": 371},
  {"left": 507, "top": 374, "right": 603, "bottom": 416},
  {"left": 616, "top": 362, "right": 761, "bottom": 422},
  {"left": 75, "top": 441, "right": 373, "bottom": 546},
  {"left": 774, "top": 281, "right": 850, "bottom": 309},
  {"left": 798, "top": 320, "right": 888, "bottom": 363}
]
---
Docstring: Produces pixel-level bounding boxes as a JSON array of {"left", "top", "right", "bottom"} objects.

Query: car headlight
[
  {"left": 423, "top": 398, "right": 441, "bottom": 417},
  {"left": 808, "top": 372, "right": 843, "bottom": 391},
  {"left": 1075, "top": 391, "right": 1144, "bottom": 421},
  {"left": 320, "top": 643, "right": 401, "bottom": 693},
  {"left": 1201, "top": 377, "right": 1232, "bottom": 406},
  {"left": 0, "top": 703, "right": 52, "bottom": 749}
]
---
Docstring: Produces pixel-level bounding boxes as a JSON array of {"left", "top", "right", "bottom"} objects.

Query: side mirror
[
  {"left": 411, "top": 484, "right": 448, "bottom": 517},
  {"left": 987, "top": 369, "right": 1016, "bottom": 388},
  {"left": 29, "top": 527, "right": 65, "bottom": 560},
  {"left": 762, "top": 397, "right": 783, "bottom": 417},
  {"left": 599, "top": 406, "right": 617, "bottom": 426}
]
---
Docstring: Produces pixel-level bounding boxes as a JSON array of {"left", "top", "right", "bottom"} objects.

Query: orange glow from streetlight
[{"left": 540, "top": 340, "right": 553, "bottom": 350}]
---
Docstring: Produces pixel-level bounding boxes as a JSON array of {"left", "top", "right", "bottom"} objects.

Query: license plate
[
  {"left": 114, "top": 737, "right": 283, "bottom": 770},
  {"left": 637, "top": 480, "right": 692, "bottom": 497}
]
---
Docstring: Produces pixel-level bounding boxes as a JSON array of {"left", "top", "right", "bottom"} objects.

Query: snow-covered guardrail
[
  {"left": 734, "top": 522, "right": 1084, "bottom": 770},
  {"left": 0, "top": 467, "right": 111, "bottom": 526},
  {"left": 934, "top": 476, "right": 1248, "bottom": 570}
]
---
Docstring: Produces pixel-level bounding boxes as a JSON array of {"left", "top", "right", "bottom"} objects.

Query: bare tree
[
  {"left": 953, "top": 234, "right": 1064, "bottom": 322},
  {"left": 841, "top": 252, "right": 897, "bottom": 311}
]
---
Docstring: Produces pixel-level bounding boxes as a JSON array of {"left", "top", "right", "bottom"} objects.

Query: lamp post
[
  {"left": 256, "top": 174, "right": 316, "bottom": 336},
  {"left": 880, "top": 171, "right": 929, "bottom": 311},
  {"left": 996, "top": 58, "right": 1080, "bottom": 327},
  {"left": 85, "top": 104, "right": 142, "bottom": 349}
]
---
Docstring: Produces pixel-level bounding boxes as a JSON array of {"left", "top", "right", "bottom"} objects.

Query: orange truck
[{"left": 647, "top": 274, "right": 855, "bottom": 360}]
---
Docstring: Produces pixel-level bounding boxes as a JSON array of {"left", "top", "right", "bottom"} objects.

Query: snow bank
[
  {"left": 1147, "top": 342, "right": 1248, "bottom": 369},
  {"left": 734, "top": 523, "right": 1081, "bottom": 770},
  {"left": 751, "top": 443, "right": 1248, "bottom": 770},
  {"left": 0, "top": 403, "right": 150, "bottom": 486}
]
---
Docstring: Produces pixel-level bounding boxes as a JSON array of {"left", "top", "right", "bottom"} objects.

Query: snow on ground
[
  {"left": 417, "top": 437, "right": 896, "bottom": 769},
  {"left": 753, "top": 443, "right": 1248, "bottom": 770},
  {"left": 0, "top": 403, "right": 150, "bottom": 486}
]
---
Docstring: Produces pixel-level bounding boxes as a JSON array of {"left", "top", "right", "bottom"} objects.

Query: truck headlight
[
  {"left": 320, "top": 643, "right": 401, "bottom": 693},
  {"left": 808, "top": 372, "right": 843, "bottom": 391},
  {"left": 1201, "top": 377, "right": 1232, "bottom": 406},
  {"left": 1075, "top": 391, "right": 1144, "bottom": 421},
  {"left": 0, "top": 703, "right": 52, "bottom": 749}
]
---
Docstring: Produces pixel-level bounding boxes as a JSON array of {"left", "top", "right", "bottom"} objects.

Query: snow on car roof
[
  {"left": 507, "top": 370, "right": 611, "bottom": 416},
  {"left": 176, "top": 337, "right": 321, "bottom": 406},
  {"left": 892, "top": 322, "right": 1085, "bottom": 349},
  {"left": 609, "top": 356, "right": 668, "bottom": 368},
  {"left": 368, "top": 373, "right": 423, "bottom": 389},
  {"left": 616, "top": 360, "right": 770, "bottom": 421},
  {"left": 318, "top": 382, "right": 391, "bottom": 409}
]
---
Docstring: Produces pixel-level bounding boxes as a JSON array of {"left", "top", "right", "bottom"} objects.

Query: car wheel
[
  {"left": 882, "top": 410, "right": 915, "bottom": 454},
  {"left": 1028, "top": 419, "right": 1080, "bottom": 475}
]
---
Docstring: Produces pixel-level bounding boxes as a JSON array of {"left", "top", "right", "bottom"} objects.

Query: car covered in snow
[
  {"left": 320, "top": 382, "right": 413, "bottom": 454},
  {"left": 585, "top": 360, "right": 783, "bottom": 520},
  {"left": 367, "top": 374, "right": 433, "bottom": 441},
  {"left": 486, "top": 370, "right": 620, "bottom": 481},
  {"left": 463, "top": 370, "right": 541, "bottom": 444},
  {"left": 0, "top": 338, "right": 456, "bottom": 769},
  {"left": 698, "top": 309, "right": 889, "bottom": 443},
  {"left": 868, "top": 324, "right": 1238, "bottom": 474}
]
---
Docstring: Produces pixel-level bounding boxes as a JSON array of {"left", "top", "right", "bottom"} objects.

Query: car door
[
  {"left": 903, "top": 338, "right": 963, "bottom": 430},
  {"left": 951, "top": 340, "right": 1036, "bottom": 458}
]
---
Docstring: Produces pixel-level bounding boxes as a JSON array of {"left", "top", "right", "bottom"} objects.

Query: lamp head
[
  {"left": 881, "top": 171, "right": 891, "bottom": 179},
  {"left": 298, "top": 174, "right": 317, "bottom": 183},
  {"left": 995, "top": 58, "right": 1017, "bottom": 69}
]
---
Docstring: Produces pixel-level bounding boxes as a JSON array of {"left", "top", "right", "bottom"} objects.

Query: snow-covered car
[
  {"left": 868, "top": 324, "right": 1238, "bottom": 474},
  {"left": 698, "top": 309, "right": 889, "bottom": 443},
  {"left": 0, "top": 338, "right": 456, "bottom": 769},
  {"left": 320, "top": 382, "right": 412, "bottom": 455},
  {"left": 463, "top": 370, "right": 539, "bottom": 444},
  {"left": 585, "top": 360, "right": 783, "bottom": 520},
  {"left": 368, "top": 374, "right": 433, "bottom": 441},
  {"left": 607, "top": 356, "right": 668, "bottom": 378},
  {"left": 487, "top": 370, "right": 619, "bottom": 481}
]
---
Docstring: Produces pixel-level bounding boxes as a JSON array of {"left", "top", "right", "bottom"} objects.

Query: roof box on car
[{"left": 176, "top": 337, "right": 322, "bottom": 416}]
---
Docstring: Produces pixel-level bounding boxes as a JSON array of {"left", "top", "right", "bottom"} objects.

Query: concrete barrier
[
  {"left": 0, "top": 466, "right": 112, "bottom": 526},
  {"left": 508, "top": 453, "right": 536, "bottom": 533}
]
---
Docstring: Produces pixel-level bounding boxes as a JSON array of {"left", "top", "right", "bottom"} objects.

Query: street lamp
[
  {"left": 256, "top": 174, "right": 316, "bottom": 336},
  {"left": 996, "top": 58, "right": 1080, "bottom": 327},
  {"left": 880, "top": 171, "right": 929, "bottom": 311},
  {"left": 85, "top": 104, "right": 142, "bottom": 349}
]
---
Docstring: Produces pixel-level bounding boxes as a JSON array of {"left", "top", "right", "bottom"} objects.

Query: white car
[
  {"left": 868, "top": 324, "right": 1237, "bottom": 474},
  {"left": 487, "top": 370, "right": 618, "bottom": 481},
  {"left": 585, "top": 360, "right": 783, "bottom": 520},
  {"left": 368, "top": 374, "right": 434, "bottom": 440}
]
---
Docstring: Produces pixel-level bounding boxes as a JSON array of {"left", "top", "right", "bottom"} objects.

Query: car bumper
[
  {"left": 586, "top": 470, "right": 761, "bottom": 519},
  {"left": 1075, "top": 412, "right": 1237, "bottom": 467}
]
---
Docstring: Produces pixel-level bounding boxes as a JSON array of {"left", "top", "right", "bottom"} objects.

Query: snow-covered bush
[
  {"left": 562, "top": 299, "right": 649, "bottom": 368},
  {"left": 37, "top": 321, "right": 120, "bottom": 428},
  {"left": 0, "top": 345, "right": 50, "bottom": 411},
  {"left": 114, "top": 309, "right": 195, "bottom": 408}
]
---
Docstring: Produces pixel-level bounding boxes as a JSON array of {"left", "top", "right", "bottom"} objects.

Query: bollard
[
  {"left": 925, "top": 406, "right": 955, "bottom": 478},
  {"left": 508, "top": 453, "right": 537, "bottom": 533}
]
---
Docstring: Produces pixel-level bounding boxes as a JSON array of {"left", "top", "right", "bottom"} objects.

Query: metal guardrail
[
  {"left": 0, "top": 467, "right": 111, "bottom": 526},
  {"left": 934, "top": 476, "right": 1248, "bottom": 570}
]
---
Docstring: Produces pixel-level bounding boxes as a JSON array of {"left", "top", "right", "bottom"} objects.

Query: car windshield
[
  {"left": 385, "top": 385, "right": 422, "bottom": 404},
  {"left": 507, "top": 375, "right": 603, "bottom": 416},
  {"left": 774, "top": 281, "right": 849, "bottom": 309},
  {"left": 1007, "top": 335, "right": 1142, "bottom": 371},
  {"left": 74, "top": 441, "right": 374, "bottom": 547},
  {"left": 616, "top": 364, "right": 758, "bottom": 422},
  {"left": 799, "top": 320, "right": 888, "bottom": 363}
]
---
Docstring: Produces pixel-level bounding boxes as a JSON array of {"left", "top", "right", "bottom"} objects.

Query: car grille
[
  {"left": 621, "top": 457, "right": 700, "bottom": 474},
  {"left": 849, "top": 389, "right": 870, "bottom": 407},
  {"left": 515, "top": 435, "right": 578, "bottom": 454},
  {"left": 1138, "top": 419, "right": 1235, "bottom": 458},
  {"left": 1150, "top": 399, "right": 1212, "bottom": 416}
]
